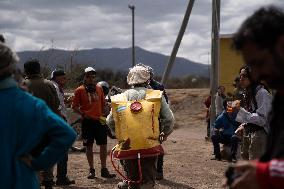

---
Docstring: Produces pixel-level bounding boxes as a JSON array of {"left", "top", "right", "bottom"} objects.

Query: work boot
[
  {"left": 101, "top": 168, "right": 116, "bottom": 178},
  {"left": 42, "top": 180, "right": 55, "bottom": 189},
  {"left": 210, "top": 154, "right": 221, "bottom": 161},
  {"left": 56, "top": 177, "right": 75, "bottom": 185},
  {"left": 229, "top": 155, "right": 237, "bottom": 163},
  {"left": 87, "top": 168, "right": 96, "bottom": 179},
  {"left": 70, "top": 146, "right": 86, "bottom": 153},
  {"left": 117, "top": 180, "right": 129, "bottom": 189}
]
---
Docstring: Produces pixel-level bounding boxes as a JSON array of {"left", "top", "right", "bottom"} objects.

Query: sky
[{"left": 0, "top": 0, "right": 283, "bottom": 64}]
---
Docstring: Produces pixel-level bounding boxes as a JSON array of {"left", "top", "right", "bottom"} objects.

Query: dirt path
[{"left": 51, "top": 89, "right": 229, "bottom": 189}]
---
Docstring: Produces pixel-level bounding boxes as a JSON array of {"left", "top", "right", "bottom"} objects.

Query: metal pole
[
  {"left": 129, "top": 5, "right": 135, "bottom": 67},
  {"left": 210, "top": 0, "right": 220, "bottom": 135},
  {"left": 161, "top": 0, "right": 195, "bottom": 85}
]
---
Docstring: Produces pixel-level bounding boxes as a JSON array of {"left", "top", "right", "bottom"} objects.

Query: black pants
[
  {"left": 123, "top": 157, "right": 157, "bottom": 189},
  {"left": 206, "top": 120, "right": 210, "bottom": 137},
  {"left": 157, "top": 154, "right": 163, "bottom": 174},
  {"left": 42, "top": 152, "right": 68, "bottom": 184},
  {"left": 57, "top": 152, "right": 68, "bottom": 180},
  {"left": 211, "top": 134, "right": 240, "bottom": 158}
]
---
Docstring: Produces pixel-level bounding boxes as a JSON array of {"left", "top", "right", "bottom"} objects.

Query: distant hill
[{"left": 17, "top": 46, "right": 210, "bottom": 78}]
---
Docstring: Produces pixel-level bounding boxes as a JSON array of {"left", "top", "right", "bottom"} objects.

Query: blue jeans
[{"left": 211, "top": 133, "right": 239, "bottom": 158}]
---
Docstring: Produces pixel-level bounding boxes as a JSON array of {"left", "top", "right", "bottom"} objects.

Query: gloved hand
[{"left": 99, "top": 116, "right": 107, "bottom": 125}]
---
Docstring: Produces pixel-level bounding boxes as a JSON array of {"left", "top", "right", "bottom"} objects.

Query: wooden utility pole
[
  {"left": 210, "top": 0, "right": 220, "bottom": 135},
  {"left": 161, "top": 0, "right": 195, "bottom": 85}
]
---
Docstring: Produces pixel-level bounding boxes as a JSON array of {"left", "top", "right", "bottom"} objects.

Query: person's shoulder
[
  {"left": 96, "top": 83, "right": 103, "bottom": 91},
  {"left": 17, "top": 89, "right": 47, "bottom": 108},
  {"left": 151, "top": 79, "right": 164, "bottom": 90},
  {"left": 75, "top": 85, "right": 85, "bottom": 92},
  {"left": 44, "top": 79, "right": 55, "bottom": 86},
  {"left": 257, "top": 86, "right": 271, "bottom": 96},
  {"left": 217, "top": 111, "right": 227, "bottom": 119}
]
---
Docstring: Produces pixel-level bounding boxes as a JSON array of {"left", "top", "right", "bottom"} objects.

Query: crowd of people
[
  {"left": 0, "top": 33, "right": 174, "bottom": 189},
  {"left": 1, "top": 4, "right": 284, "bottom": 189},
  {"left": 203, "top": 5, "right": 284, "bottom": 189}
]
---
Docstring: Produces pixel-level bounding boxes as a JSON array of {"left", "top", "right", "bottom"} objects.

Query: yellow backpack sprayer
[{"left": 110, "top": 89, "right": 163, "bottom": 184}]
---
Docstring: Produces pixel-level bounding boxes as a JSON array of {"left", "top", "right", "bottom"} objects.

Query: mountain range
[{"left": 17, "top": 46, "right": 210, "bottom": 78}]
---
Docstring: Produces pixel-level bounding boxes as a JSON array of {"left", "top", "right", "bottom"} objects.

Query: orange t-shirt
[{"left": 72, "top": 84, "right": 105, "bottom": 120}]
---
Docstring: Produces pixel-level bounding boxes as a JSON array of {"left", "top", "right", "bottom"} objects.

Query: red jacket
[
  {"left": 256, "top": 159, "right": 284, "bottom": 189},
  {"left": 72, "top": 84, "right": 105, "bottom": 120}
]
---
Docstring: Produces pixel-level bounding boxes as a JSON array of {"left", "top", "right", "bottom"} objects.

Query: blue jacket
[
  {"left": 0, "top": 77, "right": 76, "bottom": 189},
  {"left": 213, "top": 111, "right": 239, "bottom": 137}
]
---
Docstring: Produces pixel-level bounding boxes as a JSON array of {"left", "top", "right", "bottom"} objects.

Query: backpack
[{"left": 110, "top": 89, "right": 163, "bottom": 159}]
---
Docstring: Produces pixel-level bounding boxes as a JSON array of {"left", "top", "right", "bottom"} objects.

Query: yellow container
[{"left": 111, "top": 89, "right": 163, "bottom": 159}]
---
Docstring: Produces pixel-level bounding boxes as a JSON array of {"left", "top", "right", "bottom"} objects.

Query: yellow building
[{"left": 219, "top": 34, "right": 244, "bottom": 96}]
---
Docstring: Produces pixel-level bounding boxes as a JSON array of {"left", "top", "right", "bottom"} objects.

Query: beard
[{"left": 260, "top": 53, "right": 284, "bottom": 89}]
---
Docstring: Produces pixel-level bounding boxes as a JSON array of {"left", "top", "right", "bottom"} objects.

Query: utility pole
[
  {"left": 161, "top": 0, "right": 195, "bottom": 85},
  {"left": 129, "top": 5, "right": 135, "bottom": 67},
  {"left": 210, "top": 0, "right": 220, "bottom": 135}
]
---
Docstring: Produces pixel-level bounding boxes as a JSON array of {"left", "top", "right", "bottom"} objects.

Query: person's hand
[
  {"left": 235, "top": 124, "right": 245, "bottom": 136},
  {"left": 159, "top": 132, "right": 168, "bottom": 142},
  {"left": 19, "top": 154, "right": 33, "bottom": 168},
  {"left": 226, "top": 161, "right": 260, "bottom": 189},
  {"left": 99, "top": 116, "right": 107, "bottom": 125},
  {"left": 213, "top": 128, "right": 220, "bottom": 134}
]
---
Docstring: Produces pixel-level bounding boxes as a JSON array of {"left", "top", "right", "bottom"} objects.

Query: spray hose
[{"left": 110, "top": 146, "right": 143, "bottom": 184}]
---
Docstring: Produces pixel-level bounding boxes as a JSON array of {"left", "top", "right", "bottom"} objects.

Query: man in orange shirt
[{"left": 72, "top": 67, "right": 115, "bottom": 179}]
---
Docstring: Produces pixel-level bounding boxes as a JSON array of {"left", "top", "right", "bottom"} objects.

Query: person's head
[
  {"left": 127, "top": 65, "right": 150, "bottom": 87},
  {"left": 233, "top": 6, "right": 284, "bottom": 89},
  {"left": 51, "top": 69, "right": 66, "bottom": 88},
  {"left": 0, "top": 43, "right": 19, "bottom": 80},
  {"left": 136, "top": 63, "right": 154, "bottom": 80},
  {"left": 217, "top": 85, "right": 225, "bottom": 95},
  {"left": 24, "top": 59, "right": 41, "bottom": 76},
  {"left": 239, "top": 66, "right": 252, "bottom": 89},
  {"left": 97, "top": 81, "right": 110, "bottom": 96},
  {"left": 83, "top": 67, "right": 96, "bottom": 85},
  {"left": 0, "top": 34, "right": 5, "bottom": 43}
]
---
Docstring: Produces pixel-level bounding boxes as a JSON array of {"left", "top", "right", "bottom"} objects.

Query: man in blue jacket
[
  {"left": 211, "top": 107, "right": 240, "bottom": 162},
  {"left": 0, "top": 43, "right": 76, "bottom": 188}
]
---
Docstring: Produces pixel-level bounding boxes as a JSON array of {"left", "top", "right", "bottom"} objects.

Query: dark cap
[{"left": 51, "top": 69, "right": 65, "bottom": 79}]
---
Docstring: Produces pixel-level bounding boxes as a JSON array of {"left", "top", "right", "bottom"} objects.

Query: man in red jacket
[
  {"left": 225, "top": 6, "right": 284, "bottom": 189},
  {"left": 72, "top": 67, "right": 115, "bottom": 179}
]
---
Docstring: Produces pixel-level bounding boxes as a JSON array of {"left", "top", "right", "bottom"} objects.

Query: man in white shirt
[{"left": 50, "top": 69, "right": 75, "bottom": 186}]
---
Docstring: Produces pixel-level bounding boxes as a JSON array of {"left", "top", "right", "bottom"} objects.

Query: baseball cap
[{"left": 85, "top": 67, "right": 96, "bottom": 73}]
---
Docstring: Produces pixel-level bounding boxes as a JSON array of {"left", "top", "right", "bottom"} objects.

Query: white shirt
[
  {"left": 236, "top": 86, "right": 272, "bottom": 133},
  {"left": 51, "top": 81, "right": 67, "bottom": 119}
]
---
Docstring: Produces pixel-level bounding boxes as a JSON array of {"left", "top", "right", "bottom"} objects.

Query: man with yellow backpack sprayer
[{"left": 107, "top": 65, "right": 174, "bottom": 189}]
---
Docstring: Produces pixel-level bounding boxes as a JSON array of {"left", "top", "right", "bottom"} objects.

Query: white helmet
[{"left": 127, "top": 65, "right": 150, "bottom": 85}]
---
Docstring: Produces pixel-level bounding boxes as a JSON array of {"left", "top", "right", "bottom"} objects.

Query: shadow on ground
[{"left": 158, "top": 179, "right": 195, "bottom": 189}]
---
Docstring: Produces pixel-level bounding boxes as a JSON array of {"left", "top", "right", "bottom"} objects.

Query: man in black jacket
[{"left": 225, "top": 6, "right": 284, "bottom": 189}]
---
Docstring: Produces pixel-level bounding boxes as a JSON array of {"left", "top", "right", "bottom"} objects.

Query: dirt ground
[{"left": 51, "top": 89, "right": 229, "bottom": 189}]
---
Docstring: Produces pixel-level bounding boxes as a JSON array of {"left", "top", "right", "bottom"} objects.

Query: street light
[{"left": 128, "top": 5, "right": 135, "bottom": 67}]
